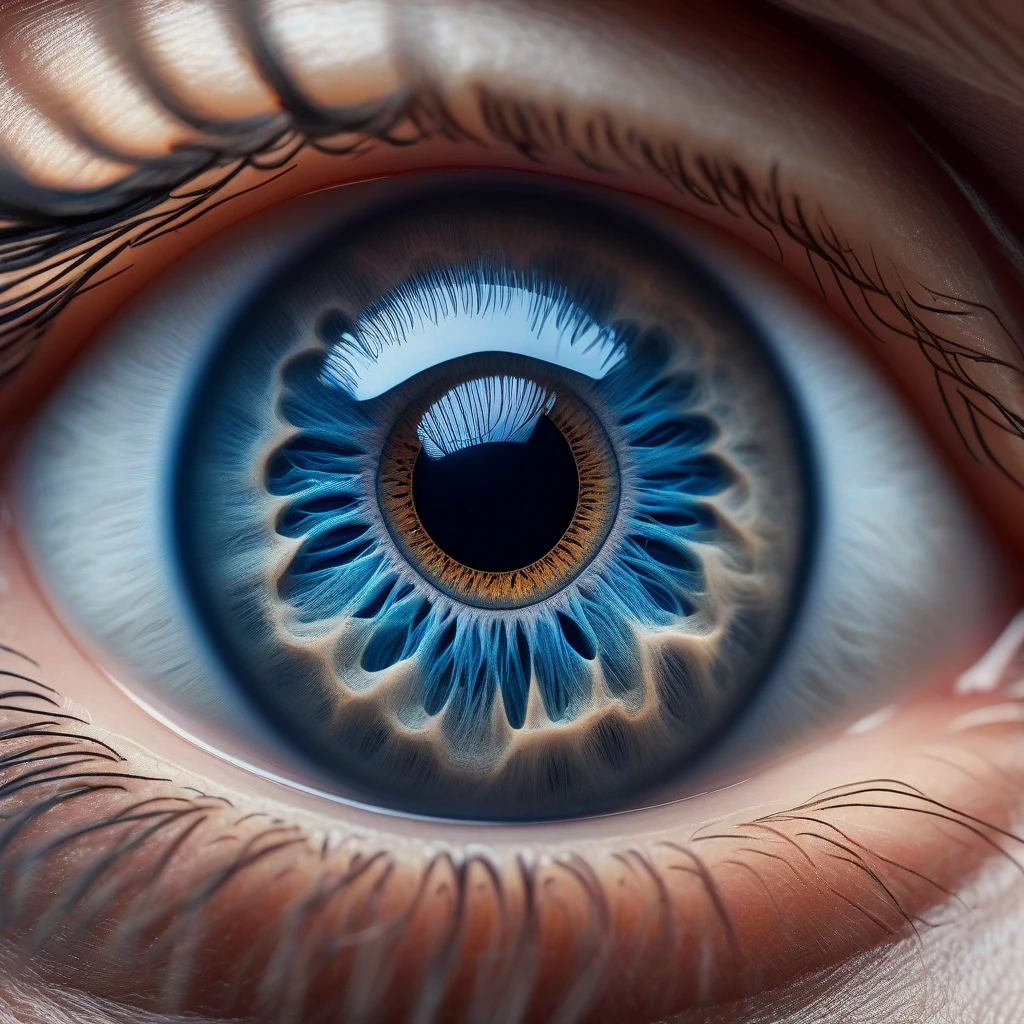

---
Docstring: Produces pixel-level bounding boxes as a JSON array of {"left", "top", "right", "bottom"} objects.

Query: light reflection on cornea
[
  {"left": 845, "top": 704, "right": 895, "bottom": 735},
  {"left": 955, "top": 607, "right": 1024, "bottom": 695}
]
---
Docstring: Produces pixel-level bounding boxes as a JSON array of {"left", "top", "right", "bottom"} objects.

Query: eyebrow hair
[{"left": 0, "top": 2, "right": 1022, "bottom": 492}]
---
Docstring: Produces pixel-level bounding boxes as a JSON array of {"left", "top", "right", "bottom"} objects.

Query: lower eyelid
[
  {"left": 3, "top": 199, "right": 1023, "bottom": 1024},
  {"left": 3, "top": 632, "right": 1024, "bottom": 1023},
  {"left": 2, "top": 10, "right": 1023, "bottom": 1017}
]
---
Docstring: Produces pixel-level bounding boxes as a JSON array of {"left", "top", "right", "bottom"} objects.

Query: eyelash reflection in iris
[{"left": 175, "top": 186, "right": 811, "bottom": 819}]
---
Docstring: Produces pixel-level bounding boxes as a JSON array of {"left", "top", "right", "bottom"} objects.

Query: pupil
[{"left": 412, "top": 415, "right": 580, "bottom": 572}]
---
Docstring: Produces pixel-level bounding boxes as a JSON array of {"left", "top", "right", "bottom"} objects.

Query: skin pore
[{"left": 0, "top": 1, "right": 1024, "bottom": 1021}]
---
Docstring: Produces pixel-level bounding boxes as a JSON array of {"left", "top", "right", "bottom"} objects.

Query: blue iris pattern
[{"left": 269, "top": 327, "right": 732, "bottom": 730}]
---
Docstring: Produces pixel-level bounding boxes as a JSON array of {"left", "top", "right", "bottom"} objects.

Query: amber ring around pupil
[{"left": 378, "top": 370, "right": 620, "bottom": 609}]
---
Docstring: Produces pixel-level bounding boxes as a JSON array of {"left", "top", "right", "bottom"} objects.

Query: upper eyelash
[
  {"left": 0, "top": 11, "right": 1021, "bottom": 490},
  {"left": 0, "top": 98, "right": 460, "bottom": 386},
  {"left": 475, "top": 86, "right": 1024, "bottom": 490},
  {"left": 0, "top": 641, "right": 1020, "bottom": 1023}
]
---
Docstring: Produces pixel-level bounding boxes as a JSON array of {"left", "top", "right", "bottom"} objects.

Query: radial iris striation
[{"left": 176, "top": 184, "right": 811, "bottom": 819}]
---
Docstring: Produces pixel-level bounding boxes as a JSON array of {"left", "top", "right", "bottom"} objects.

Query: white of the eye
[
  {"left": 676, "top": 210, "right": 1002, "bottom": 775},
  {"left": 15, "top": 176, "right": 1003, "bottom": 801}
]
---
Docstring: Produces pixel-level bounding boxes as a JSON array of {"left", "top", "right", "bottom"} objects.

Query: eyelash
[
  {"left": 2, "top": 20, "right": 1023, "bottom": 1016},
  {"left": 0, "top": 28, "right": 1021, "bottom": 494},
  {"left": 0, "top": 639, "right": 1019, "bottom": 1022}
]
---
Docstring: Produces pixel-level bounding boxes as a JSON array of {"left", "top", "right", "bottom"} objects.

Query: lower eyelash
[{"left": 1, "top": 642, "right": 1021, "bottom": 1024}]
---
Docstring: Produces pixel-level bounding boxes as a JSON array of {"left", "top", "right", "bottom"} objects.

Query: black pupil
[{"left": 412, "top": 415, "right": 580, "bottom": 572}]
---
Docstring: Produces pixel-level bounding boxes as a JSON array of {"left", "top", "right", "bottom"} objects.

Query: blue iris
[
  {"left": 175, "top": 181, "right": 809, "bottom": 819},
  {"left": 270, "top": 323, "right": 728, "bottom": 731}
]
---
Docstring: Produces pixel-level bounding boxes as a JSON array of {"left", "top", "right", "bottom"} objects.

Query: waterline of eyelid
[{"left": 0, "top": 658, "right": 1022, "bottom": 1022}]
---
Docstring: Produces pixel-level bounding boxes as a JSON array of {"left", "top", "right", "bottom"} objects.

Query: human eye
[{"left": 1, "top": 1, "right": 1024, "bottom": 1022}]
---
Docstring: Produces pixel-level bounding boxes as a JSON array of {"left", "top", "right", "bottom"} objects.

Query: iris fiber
[
  {"left": 175, "top": 184, "right": 810, "bottom": 819},
  {"left": 378, "top": 367, "right": 618, "bottom": 608}
]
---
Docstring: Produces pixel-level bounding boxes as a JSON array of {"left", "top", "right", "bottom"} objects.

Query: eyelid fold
[
  {"left": 128, "top": 0, "right": 281, "bottom": 124},
  {"left": 0, "top": 2, "right": 196, "bottom": 169},
  {"left": 771, "top": 0, "right": 1024, "bottom": 110},
  {"left": 0, "top": 4, "right": 1019, "bottom": 1015},
  {"left": 0, "top": 0, "right": 1021, "bottom": 550}
]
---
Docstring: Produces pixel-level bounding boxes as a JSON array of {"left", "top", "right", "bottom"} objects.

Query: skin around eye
[
  {"left": 1, "top": 0, "right": 1022, "bottom": 553},
  {"left": 0, "top": 1, "right": 1023, "bottom": 1022},
  {"left": 0, "top": 534, "right": 1022, "bottom": 1024}
]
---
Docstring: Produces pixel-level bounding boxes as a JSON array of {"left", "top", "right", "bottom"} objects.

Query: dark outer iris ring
[{"left": 377, "top": 371, "right": 620, "bottom": 610}]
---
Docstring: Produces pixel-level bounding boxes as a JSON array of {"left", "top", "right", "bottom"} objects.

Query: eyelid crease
[
  {"left": 771, "top": 0, "right": 1024, "bottom": 110},
  {"left": 232, "top": 0, "right": 404, "bottom": 133},
  {"left": 109, "top": 10, "right": 286, "bottom": 137},
  {"left": 0, "top": 74, "right": 136, "bottom": 197},
  {"left": 2, "top": 116, "right": 1022, "bottom": 508},
  {"left": 121, "top": 0, "right": 281, "bottom": 129},
  {"left": 0, "top": 2, "right": 1022, "bottom": 517},
  {"left": 0, "top": 640, "right": 1022, "bottom": 1024},
  {"left": 907, "top": 121, "right": 1024, "bottom": 280}
]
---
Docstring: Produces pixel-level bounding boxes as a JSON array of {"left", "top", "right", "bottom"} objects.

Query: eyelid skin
[
  {"left": 0, "top": 525, "right": 1022, "bottom": 1023},
  {"left": 0, "top": 2, "right": 198, "bottom": 170},
  {"left": 0, "top": 0, "right": 1022, "bottom": 551},
  {"left": 773, "top": 0, "right": 1024, "bottom": 111},
  {"left": 0, "top": 0, "right": 1024, "bottom": 1019},
  {"left": 128, "top": 0, "right": 280, "bottom": 123}
]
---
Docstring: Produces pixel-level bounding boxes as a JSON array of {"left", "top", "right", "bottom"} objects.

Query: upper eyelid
[
  {"left": 0, "top": 3, "right": 1022, "bottom": 506},
  {"left": 0, "top": 1, "right": 477, "bottom": 383},
  {"left": 0, "top": 82, "right": 430, "bottom": 382},
  {"left": 0, "top": 0, "right": 419, "bottom": 217},
  {"left": 0, "top": 106, "right": 1020, "bottom": 484}
]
